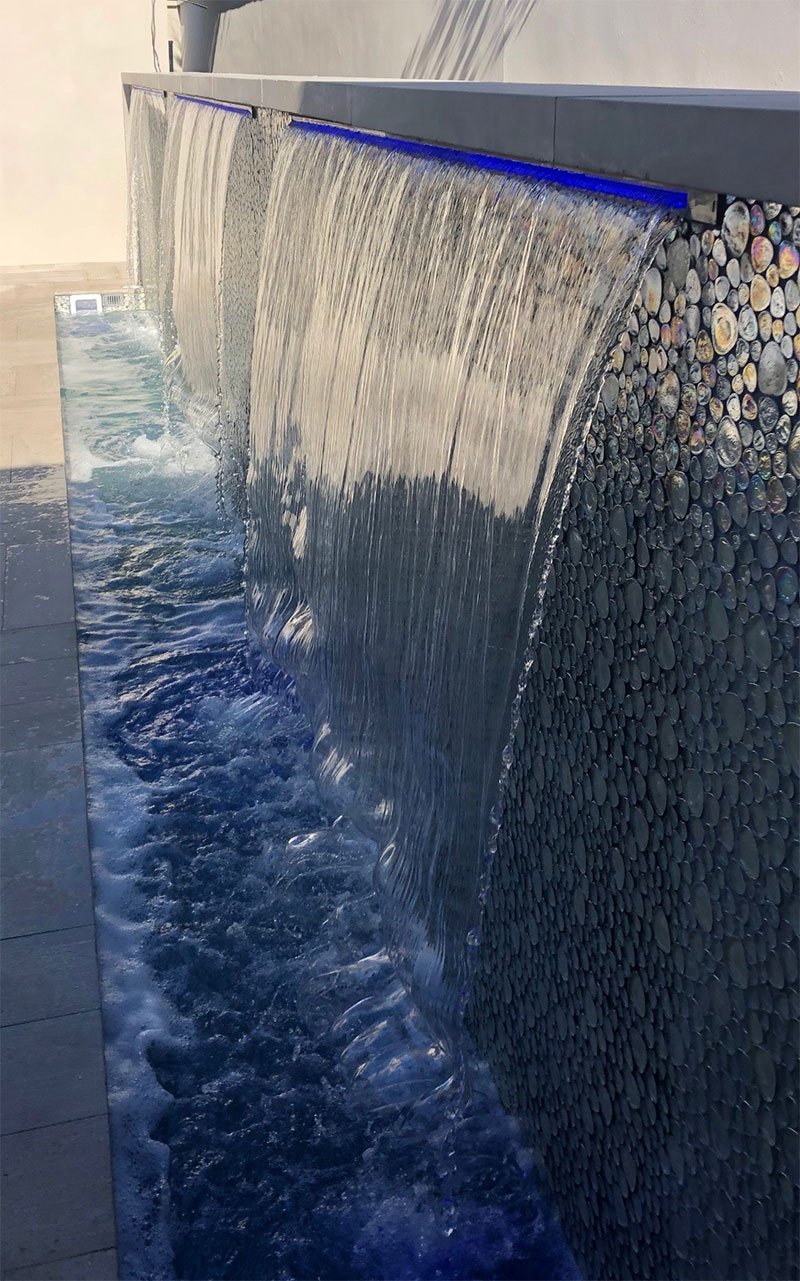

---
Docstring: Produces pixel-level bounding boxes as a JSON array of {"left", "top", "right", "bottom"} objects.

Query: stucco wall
[
  {"left": 0, "top": 0, "right": 167, "bottom": 266},
  {"left": 211, "top": 0, "right": 800, "bottom": 87}
]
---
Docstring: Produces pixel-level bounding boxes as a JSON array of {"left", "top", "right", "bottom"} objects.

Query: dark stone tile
[
  {"left": 0, "top": 742, "right": 86, "bottom": 830},
  {"left": 0, "top": 1010, "right": 107, "bottom": 1134},
  {"left": 0, "top": 928, "right": 99, "bottom": 1026},
  {"left": 348, "top": 82, "right": 556, "bottom": 164},
  {"left": 0, "top": 624, "right": 78, "bottom": 667},
  {"left": 0, "top": 695, "right": 81, "bottom": 752},
  {"left": 2, "top": 542, "right": 74, "bottom": 631},
  {"left": 0, "top": 466, "right": 69, "bottom": 545},
  {"left": 4, "top": 1248, "right": 118, "bottom": 1280},
  {"left": 0, "top": 815, "right": 94, "bottom": 940},
  {"left": 0, "top": 744, "right": 93, "bottom": 940},
  {"left": 0, "top": 1117, "right": 115, "bottom": 1272},
  {"left": 553, "top": 95, "right": 800, "bottom": 209},
  {"left": 0, "top": 656, "right": 79, "bottom": 706}
]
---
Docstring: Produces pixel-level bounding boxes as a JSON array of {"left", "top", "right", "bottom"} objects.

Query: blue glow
[
  {"left": 176, "top": 93, "right": 253, "bottom": 118},
  {"left": 291, "top": 119, "right": 689, "bottom": 212}
]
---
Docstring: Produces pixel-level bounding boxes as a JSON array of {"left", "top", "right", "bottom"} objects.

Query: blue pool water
[{"left": 57, "top": 308, "right": 579, "bottom": 1281}]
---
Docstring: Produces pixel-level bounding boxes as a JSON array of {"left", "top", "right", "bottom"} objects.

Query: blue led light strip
[
  {"left": 175, "top": 93, "right": 253, "bottom": 118},
  {"left": 291, "top": 119, "right": 688, "bottom": 211}
]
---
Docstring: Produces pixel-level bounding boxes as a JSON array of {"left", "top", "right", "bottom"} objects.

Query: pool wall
[{"left": 122, "top": 73, "right": 800, "bottom": 1281}]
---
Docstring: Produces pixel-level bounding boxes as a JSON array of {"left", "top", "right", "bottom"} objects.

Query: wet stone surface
[{"left": 468, "top": 198, "right": 799, "bottom": 1281}]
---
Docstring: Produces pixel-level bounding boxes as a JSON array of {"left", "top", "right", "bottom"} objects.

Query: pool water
[{"left": 57, "top": 308, "right": 579, "bottom": 1281}]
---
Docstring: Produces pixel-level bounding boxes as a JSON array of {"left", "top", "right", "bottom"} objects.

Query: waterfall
[
  {"left": 219, "top": 109, "right": 290, "bottom": 507},
  {"left": 245, "top": 124, "right": 669, "bottom": 1040},
  {"left": 126, "top": 87, "right": 167, "bottom": 312},
  {"left": 159, "top": 97, "right": 243, "bottom": 443},
  {"left": 156, "top": 97, "right": 290, "bottom": 501}
]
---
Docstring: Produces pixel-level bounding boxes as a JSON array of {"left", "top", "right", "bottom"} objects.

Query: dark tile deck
[{"left": 1, "top": 265, "right": 126, "bottom": 1281}]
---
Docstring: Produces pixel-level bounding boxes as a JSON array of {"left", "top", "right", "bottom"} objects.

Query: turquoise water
[{"left": 57, "top": 308, "right": 579, "bottom": 1281}]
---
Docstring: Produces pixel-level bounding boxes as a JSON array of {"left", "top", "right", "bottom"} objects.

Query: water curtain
[{"left": 244, "top": 125, "right": 669, "bottom": 1039}]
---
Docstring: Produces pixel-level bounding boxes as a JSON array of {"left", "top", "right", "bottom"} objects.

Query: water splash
[
  {"left": 246, "top": 125, "right": 669, "bottom": 1043},
  {"left": 57, "top": 309, "right": 581, "bottom": 1281}
]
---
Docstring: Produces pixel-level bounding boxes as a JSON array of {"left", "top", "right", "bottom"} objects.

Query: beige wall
[
  {"left": 0, "top": 1, "right": 168, "bottom": 266},
  {"left": 214, "top": 0, "right": 800, "bottom": 87},
  {"left": 503, "top": 0, "right": 800, "bottom": 89}
]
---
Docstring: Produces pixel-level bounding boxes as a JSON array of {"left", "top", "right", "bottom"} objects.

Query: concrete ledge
[{"left": 121, "top": 73, "right": 800, "bottom": 204}]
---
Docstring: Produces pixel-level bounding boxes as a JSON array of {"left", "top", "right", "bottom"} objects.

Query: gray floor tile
[
  {"left": 0, "top": 624, "right": 78, "bottom": 667},
  {"left": 0, "top": 743, "right": 93, "bottom": 938},
  {"left": 1, "top": 741, "right": 86, "bottom": 830},
  {"left": 2, "top": 543, "right": 74, "bottom": 630},
  {"left": 0, "top": 815, "right": 94, "bottom": 940},
  {"left": 4, "top": 1248, "right": 118, "bottom": 1280},
  {"left": 0, "top": 1009, "right": 107, "bottom": 1134},
  {"left": 0, "top": 1116, "right": 115, "bottom": 1273},
  {"left": 0, "top": 656, "right": 79, "bottom": 706},
  {"left": 0, "top": 468, "right": 69, "bottom": 543},
  {"left": 0, "top": 927, "right": 99, "bottom": 1026},
  {"left": 0, "top": 501, "right": 70, "bottom": 546},
  {"left": 0, "top": 695, "right": 81, "bottom": 752}
]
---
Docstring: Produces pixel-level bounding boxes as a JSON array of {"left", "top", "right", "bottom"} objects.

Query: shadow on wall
[{"left": 403, "top": 0, "right": 542, "bottom": 81}]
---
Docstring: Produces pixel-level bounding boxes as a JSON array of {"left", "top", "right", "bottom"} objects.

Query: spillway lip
[
  {"left": 175, "top": 91, "right": 254, "bottom": 117},
  {"left": 291, "top": 119, "right": 690, "bottom": 211}
]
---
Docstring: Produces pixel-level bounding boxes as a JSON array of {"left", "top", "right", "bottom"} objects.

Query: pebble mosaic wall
[{"left": 469, "top": 198, "right": 799, "bottom": 1281}]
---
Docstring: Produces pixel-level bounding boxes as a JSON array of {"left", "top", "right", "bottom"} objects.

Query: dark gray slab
[
  {"left": 0, "top": 624, "right": 78, "bottom": 666},
  {"left": 349, "top": 81, "right": 556, "bottom": 163},
  {"left": 0, "top": 656, "right": 79, "bottom": 706},
  {"left": 1, "top": 743, "right": 93, "bottom": 940},
  {"left": 123, "top": 74, "right": 800, "bottom": 204},
  {"left": 0, "top": 695, "right": 81, "bottom": 752},
  {"left": 1, "top": 742, "right": 87, "bottom": 829},
  {"left": 553, "top": 93, "right": 800, "bottom": 207},
  {"left": 0, "top": 814, "right": 94, "bottom": 940},
  {"left": 0, "top": 466, "right": 69, "bottom": 545},
  {"left": 0, "top": 1117, "right": 115, "bottom": 1273},
  {"left": 2, "top": 542, "right": 74, "bottom": 631},
  {"left": 1, "top": 927, "right": 99, "bottom": 1026},
  {"left": 4, "top": 1249, "right": 118, "bottom": 1280},
  {"left": 0, "top": 1009, "right": 107, "bottom": 1134}
]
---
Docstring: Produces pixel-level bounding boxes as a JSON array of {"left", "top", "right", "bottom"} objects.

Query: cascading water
[
  {"left": 219, "top": 108, "right": 290, "bottom": 505},
  {"left": 98, "top": 91, "right": 683, "bottom": 1278},
  {"left": 163, "top": 97, "right": 242, "bottom": 440},
  {"left": 127, "top": 87, "right": 167, "bottom": 311},
  {"left": 157, "top": 96, "right": 290, "bottom": 499},
  {"left": 246, "top": 124, "right": 669, "bottom": 1040}
]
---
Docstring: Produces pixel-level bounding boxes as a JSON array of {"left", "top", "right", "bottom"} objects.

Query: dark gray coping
[{"left": 122, "top": 72, "right": 800, "bottom": 206}]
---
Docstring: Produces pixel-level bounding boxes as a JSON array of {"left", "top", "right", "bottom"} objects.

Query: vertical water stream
[
  {"left": 246, "top": 125, "right": 669, "bottom": 1040},
  {"left": 126, "top": 87, "right": 167, "bottom": 312}
]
